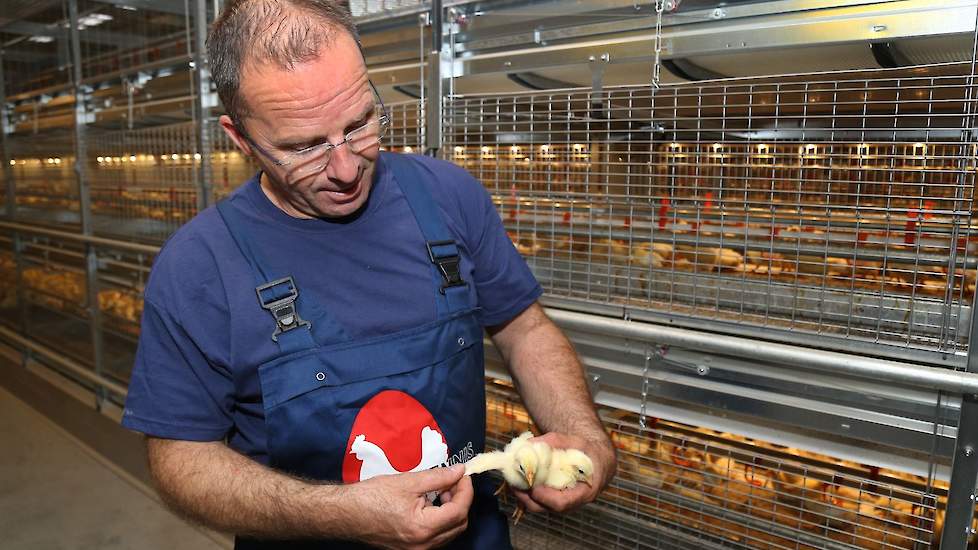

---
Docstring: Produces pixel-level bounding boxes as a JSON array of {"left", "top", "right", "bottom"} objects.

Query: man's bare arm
[
  {"left": 146, "top": 437, "right": 473, "bottom": 549},
  {"left": 488, "top": 302, "right": 611, "bottom": 447},
  {"left": 488, "top": 302, "right": 616, "bottom": 512}
]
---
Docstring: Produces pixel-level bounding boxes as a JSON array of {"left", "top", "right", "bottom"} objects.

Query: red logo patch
[{"left": 342, "top": 390, "right": 450, "bottom": 483}]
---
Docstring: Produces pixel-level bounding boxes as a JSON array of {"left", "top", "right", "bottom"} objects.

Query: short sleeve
[
  {"left": 121, "top": 223, "right": 236, "bottom": 441},
  {"left": 463, "top": 174, "right": 543, "bottom": 327},
  {"left": 122, "top": 298, "right": 234, "bottom": 440}
]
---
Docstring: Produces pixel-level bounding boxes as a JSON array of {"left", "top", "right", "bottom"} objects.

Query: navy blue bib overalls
[{"left": 216, "top": 154, "right": 511, "bottom": 549}]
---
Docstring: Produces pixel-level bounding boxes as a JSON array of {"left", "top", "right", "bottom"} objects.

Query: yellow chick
[
  {"left": 543, "top": 448, "right": 594, "bottom": 490},
  {"left": 465, "top": 432, "right": 554, "bottom": 523},
  {"left": 465, "top": 433, "right": 594, "bottom": 523},
  {"left": 464, "top": 432, "right": 546, "bottom": 489}
]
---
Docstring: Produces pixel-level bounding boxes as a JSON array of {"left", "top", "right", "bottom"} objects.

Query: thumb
[{"left": 411, "top": 464, "right": 465, "bottom": 494}]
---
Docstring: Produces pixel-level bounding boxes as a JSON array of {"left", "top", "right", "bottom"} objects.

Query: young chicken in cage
[
  {"left": 847, "top": 495, "right": 916, "bottom": 550},
  {"left": 655, "top": 433, "right": 714, "bottom": 501},
  {"left": 704, "top": 455, "right": 777, "bottom": 520}
]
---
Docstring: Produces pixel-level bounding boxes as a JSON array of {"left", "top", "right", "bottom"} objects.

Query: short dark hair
[{"left": 207, "top": 0, "right": 360, "bottom": 126}]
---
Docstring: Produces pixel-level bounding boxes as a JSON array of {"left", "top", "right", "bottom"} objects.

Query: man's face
[{"left": 223, "top": 31, "right": 379, "bottom": 219}]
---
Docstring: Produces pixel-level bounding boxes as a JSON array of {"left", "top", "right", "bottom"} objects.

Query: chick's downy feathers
[
  {"left": 464, "top": 431, "right": 594, "bottom": 490},
  {"left": 464, "top": 431, "right": 543, "bottom": 489},
  {"left": 544, "top": 447, "right": 594, "bottom": 490}
]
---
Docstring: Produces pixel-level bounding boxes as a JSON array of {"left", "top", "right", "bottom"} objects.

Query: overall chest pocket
[{"left": 256, "top": 314, "right": 485, "bottom": 481}]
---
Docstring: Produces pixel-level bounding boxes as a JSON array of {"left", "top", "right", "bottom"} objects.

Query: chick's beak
[
  {"left": 525, "top": 470, "right": 535, "bottom": 487},
  {"left": 583, "top": 475, "right": 593, "bottom": 487}
]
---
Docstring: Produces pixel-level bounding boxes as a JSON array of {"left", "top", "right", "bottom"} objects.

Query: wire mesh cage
[
  {"left": 486, "top": 380, "right": 947, "bottom": 550},
  {"left": 443, "top": 63, "right": 978, "bottom": 361},
  {"left": 210, "top": 121, "right": 260, "bottom": 201},
  {"left": 6, "top": 134, "right": 79, "bottom": 228},
  {"left": 0, "top": 1, "right": 71, "bottom": 100},
  {"left": 385, "top": 99, "right": 423, "bottom": 153},
  {"left": 75, "top": 0, "right": 191, "bottom": 83},
  {"left": 85, "top": 123, "right": 199, "bottom": 241}
]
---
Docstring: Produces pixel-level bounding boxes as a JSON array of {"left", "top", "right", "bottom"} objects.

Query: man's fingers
[
  {"left": 530, "top": 484, "right": 589, "bottom": 513},
  {"left": 443, "top": 473, "right": 474, "bottom": 511},
  {"left": 411, "top": 464, "right": 466, "bottom": 495},
  {"left": 419, "top": 474, "right": 473, "bottom": 530}
]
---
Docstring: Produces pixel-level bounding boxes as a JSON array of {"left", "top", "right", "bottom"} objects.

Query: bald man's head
[{"left": 207, "top": 0, "right": 360, "bottom": 125}]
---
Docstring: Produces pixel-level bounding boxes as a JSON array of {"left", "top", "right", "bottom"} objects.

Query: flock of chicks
[
  {"left": 0, "top": 255, "right": 144, "bottom": 329},
  {"left": 607, "top": 422, "right": 956, "bottom": 550},
  {"left": 509, "top": 231, "right": 976, "bottom": 300},
  {"left": 465, "top": 432, "right": 594, "bottom": 523}
]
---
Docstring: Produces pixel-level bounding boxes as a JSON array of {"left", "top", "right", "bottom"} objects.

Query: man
[{"left": 121, "top": 1, "right": 616, "bottom": 548}]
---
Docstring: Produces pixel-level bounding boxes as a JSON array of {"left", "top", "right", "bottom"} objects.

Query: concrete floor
[{"left": 0, "top": 385, "right": 229, "bottom": 550}]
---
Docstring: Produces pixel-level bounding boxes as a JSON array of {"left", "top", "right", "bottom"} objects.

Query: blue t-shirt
[{"left": 121, "top": 152, "right": 542, "bottom": 463}]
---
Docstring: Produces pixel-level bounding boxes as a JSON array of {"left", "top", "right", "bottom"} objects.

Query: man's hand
[
  {"left": 146, "top": 438, "right": 474, "bottom": 547},
  {"left": 350, "top": 464, "right": 474, "bottom": 550},
  {"left": 510, "top": 431, "right": 616, "bottom": 514}
]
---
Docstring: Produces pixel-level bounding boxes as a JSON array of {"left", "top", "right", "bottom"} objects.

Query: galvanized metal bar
[
  {"left": 944, "top": 397, "right": 978, "bottom": 548},
  {"left": 940, "top": 1, "right": 978, "bottom": 545},
  {"left": 547, "top": 308, "right": 978, "bottom": 394},
  {"left": 68, "top": 0, "right": 107, "bottom": 410},
  {"left": 424, "top": 0, "right": 443, "bottom": 155},
  {"left": 0, "top": 221, "right": 160, "bottom": 255},
  {"left": 455, "top": 0, "right": 977, "bottom": 76},
  {"left": 193, "top": 0, "right": 213, "bottom": 211},
  {"left": 0, "top": 48, "right": 12, "bottom": 220}
]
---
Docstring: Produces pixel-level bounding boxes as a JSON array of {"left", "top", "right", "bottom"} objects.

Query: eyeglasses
[{"left": 241, "top": 81, "right": 390, "bottom": 182}]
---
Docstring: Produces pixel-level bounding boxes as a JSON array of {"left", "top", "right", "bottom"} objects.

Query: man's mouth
[{"left": 319, "top": 170, "right": 365, "bottom": 203}]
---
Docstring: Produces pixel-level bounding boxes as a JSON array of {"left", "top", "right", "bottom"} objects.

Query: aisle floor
[{"left": 0, "top": 385, "right": 228, "bottom": 550}]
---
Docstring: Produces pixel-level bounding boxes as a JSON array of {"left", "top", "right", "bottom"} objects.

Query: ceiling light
[{"left": 29, "top": 35, "right": 54, "bottom": 44}]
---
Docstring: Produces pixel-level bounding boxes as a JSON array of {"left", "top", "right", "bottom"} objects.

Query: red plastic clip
[
  {"left": 657, "top": 198, "right": 670, "bottom": 230},
  {"left": 904, "top": 210, "right": 919, "bottom": 245}
]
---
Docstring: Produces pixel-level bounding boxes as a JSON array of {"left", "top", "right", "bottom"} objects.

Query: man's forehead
[{"left": 239, "top": 53, "right": 368, "bottom": 123}]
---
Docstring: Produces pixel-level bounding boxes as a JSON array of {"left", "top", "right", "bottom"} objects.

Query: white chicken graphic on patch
[
  {"left": 342, "top": 389, "right": 451, "bottom": 483},
  {"left": 350, "top": 426, "right": 449, "bottom": 481}
]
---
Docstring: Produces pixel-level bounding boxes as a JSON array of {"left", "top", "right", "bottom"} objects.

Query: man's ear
[{"left": 220, "top": 114, "right": 254, "bottom": 157}]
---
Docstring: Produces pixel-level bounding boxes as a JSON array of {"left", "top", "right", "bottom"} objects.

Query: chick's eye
[{"left": 578, "top": 469, "right": 585, "bottom": 474}]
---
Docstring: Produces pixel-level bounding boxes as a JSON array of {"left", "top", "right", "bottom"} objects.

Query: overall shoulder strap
[
  {"left": 383, "top": 153, "right": 471, "bottom": 315},
  {"left": 215, "top": 194, "right": 319, "bottom": 353}
]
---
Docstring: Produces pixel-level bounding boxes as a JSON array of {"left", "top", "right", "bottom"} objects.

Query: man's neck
[{"left": 259, "top": 172, "right": 314, "bottom": 219}]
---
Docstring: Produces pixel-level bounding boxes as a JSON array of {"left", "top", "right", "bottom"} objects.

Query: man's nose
[{"left": 326, "top": 141, "right": 360, "bottom": 183}]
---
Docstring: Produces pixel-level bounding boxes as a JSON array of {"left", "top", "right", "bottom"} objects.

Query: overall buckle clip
[
  {"left": 426, "top": 240, "right": 467, "bottom": 294},
  {"left": 256, "top": 277, "right": 311, "bottom": 342}
]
